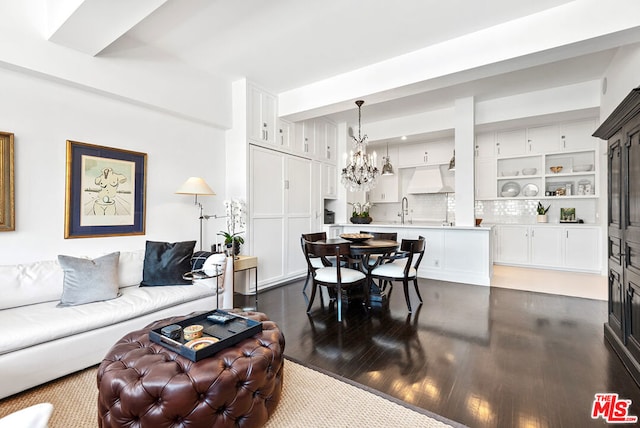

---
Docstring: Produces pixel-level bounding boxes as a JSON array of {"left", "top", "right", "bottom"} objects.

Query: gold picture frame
[
  {"left": 0, "top": 132, "right": 15, "bottom": 231},
  {"left": 64, "top": 140, "right": 147, "bottom": 238}
]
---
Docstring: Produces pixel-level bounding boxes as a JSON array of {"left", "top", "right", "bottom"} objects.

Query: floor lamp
[{"left": 176, "top": 177, "right": 216, "bottom": 251}]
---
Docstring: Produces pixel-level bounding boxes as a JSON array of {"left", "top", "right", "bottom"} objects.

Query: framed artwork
[
  {"left": 0, "top": 132, "right": 15, "bottom": 231},
  {"left": 65, "top": 140, "right": 147, "bottom": 238}
]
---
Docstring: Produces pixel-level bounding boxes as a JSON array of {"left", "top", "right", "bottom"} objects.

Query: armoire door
[
  {"left": 608, "top": 136, "right": 624, "bottom": 340},
  {"left": 623, "top": 125, "right": 640, "bottom": 360}
]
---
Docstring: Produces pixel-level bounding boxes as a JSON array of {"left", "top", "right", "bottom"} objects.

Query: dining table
[{"left": 317, "top": 237, "right": 400, "bottom": 305}]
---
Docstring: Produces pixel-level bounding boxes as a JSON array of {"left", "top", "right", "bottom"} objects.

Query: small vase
[
  {"left": 350, "top": 216, "right": 372, "bottom": 224},
  {"left": 537, "top": 214, "right": 548, "bottom": 223}
]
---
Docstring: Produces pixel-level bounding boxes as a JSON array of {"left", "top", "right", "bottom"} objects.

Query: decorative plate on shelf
[
  {"left": 500, "top": 181, "right": 521, "bottom": 197},
  {"left": 340, "top": 233, "right": 373, "bottom": 243},
  {"left": 522, "top": 183, "right": 539, "bottom": 197}
]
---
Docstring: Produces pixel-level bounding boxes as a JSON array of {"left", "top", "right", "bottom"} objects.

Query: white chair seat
[
  {"left": 314, "top": 267, "right": 365, "bottom": 283},
  {"left": 371, "top": 263, "right": 416, "bottom": 279},
  {"left": 310, "top": 258, "right": 325, "bottom": 269}
]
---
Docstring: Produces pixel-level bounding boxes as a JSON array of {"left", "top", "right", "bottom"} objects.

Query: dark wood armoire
[{"left": 594, "top": 87, "right": 640, "bottom": 386}]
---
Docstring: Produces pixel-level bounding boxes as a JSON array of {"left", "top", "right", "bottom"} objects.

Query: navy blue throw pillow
[{"left": 140, "top": 240, "right": 196, "bottom": 286}]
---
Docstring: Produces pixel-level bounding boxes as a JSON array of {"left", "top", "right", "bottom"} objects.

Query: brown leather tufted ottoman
[{"left": 97, "top": 311, "right": 285, "bottom": 428}]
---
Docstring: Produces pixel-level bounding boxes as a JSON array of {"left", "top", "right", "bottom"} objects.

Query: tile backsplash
[{"left": 368, "top": 194, "right": 598, "bottom": 224}]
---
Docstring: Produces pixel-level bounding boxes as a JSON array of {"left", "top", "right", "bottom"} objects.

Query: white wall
[
  {"left": 0, "top": 67, "right": 227, "bottom": 264},
  {"left": 601, "top": 42, "right": 640, "bottom": 119}
]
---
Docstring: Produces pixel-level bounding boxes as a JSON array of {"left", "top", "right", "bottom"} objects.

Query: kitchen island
[{"left": 326, "top": 222, "right": 493, "bottom": 286}]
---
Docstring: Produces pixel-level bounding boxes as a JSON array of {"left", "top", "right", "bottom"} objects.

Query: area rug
[{"left": 0, "top": 359, "right": 463, "bottom": 428}]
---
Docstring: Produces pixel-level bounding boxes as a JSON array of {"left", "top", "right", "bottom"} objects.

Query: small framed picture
[
  {"left": 560, "top": 207, "right": 576, "bottom": 222},
  {"left": 64, "top": 140, "right": 147, "bottom": 238},
  {"left": 0, "top": 131, "right": 14, "bottom": 231}
]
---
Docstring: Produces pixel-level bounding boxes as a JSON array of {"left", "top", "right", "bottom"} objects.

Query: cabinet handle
[
  {"left": 531, "top": 230, "right": 535, "bottom": 238},
  {"left": 284, "top": 180, "right": 289, "bottom": 190}
]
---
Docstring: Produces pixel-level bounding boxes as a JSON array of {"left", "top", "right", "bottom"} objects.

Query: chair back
[
  {"left": 360, "top": 231, "right": 398, "bottom": 241},
  {"left": 400, "top": 236, "right": 426, "bottom": 272},
  {"left": 300, "top": 232, "right": 328, "bottom": 268},
  {"left": 305, "top": 240, "right": 352, "bottom": 283}
]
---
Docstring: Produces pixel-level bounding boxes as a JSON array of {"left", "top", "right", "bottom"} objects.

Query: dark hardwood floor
[{"left": 247, "top": 278, "right": 640, "bottom": 428}]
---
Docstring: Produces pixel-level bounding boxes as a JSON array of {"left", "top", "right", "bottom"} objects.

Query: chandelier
[{"left": 341, "top": 100, "right": 379, "bottom": 192}]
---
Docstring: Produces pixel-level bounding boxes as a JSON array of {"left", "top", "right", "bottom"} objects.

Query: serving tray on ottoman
[{"left": 149, "top": 309, "right": 262, "bottom": 361}]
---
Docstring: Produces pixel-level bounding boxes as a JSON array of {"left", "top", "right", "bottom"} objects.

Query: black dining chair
[
  {"left": 303, "top": 240, "right": 368, "bottom": 322},
  {"left": 300, "top": 232, "right": 328, "bottom": 293},
  {"left": 369, "top": 236, "right": 426, "bottom": 312},
  {"left": 360, "top": 230, "right": 398, "bottom": 267}
]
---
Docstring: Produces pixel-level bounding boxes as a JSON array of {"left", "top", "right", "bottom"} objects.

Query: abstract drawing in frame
[
  {"left": 65, "top": 140, "right": 146, "bottom": 238},
  {"left": 0, "top": 132, "right": 15, "bottom": 231}
]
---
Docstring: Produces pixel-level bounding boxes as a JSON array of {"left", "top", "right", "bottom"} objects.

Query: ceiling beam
[{"left": 46, "top": 0, "right": 168, "bottom": 56}]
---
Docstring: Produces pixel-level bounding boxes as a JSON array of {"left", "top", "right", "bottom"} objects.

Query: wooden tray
[{"left": 149, "top": 310, "right": 262, "bottom": 361}]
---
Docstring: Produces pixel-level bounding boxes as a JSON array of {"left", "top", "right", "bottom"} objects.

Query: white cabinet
[
  {"left": 277, "top": 118, "right": 293, "bottom": 150},
  {"left": 527, "top": 125, "right": 560, "bottom": 154},
  {"left": 398, "top": 139, "right": 453, "bottom": 167},
  {"left": 475, "top": 132, "right": 496, "bottom": 158},
  {"left": 295, "top": 120, "right": 315, "bottom": 156},
  {"left": 494, "top": 224, "right": 601, "bottom": 272},
  {"left": 250, "top": 146, "right": 313, "bottom": 287},
  {"left": 321, "top": 163, "right": 337, "bottom": 199},
  {"left": 313, "top": 119, "right": 338, "bottom": 163},
  {"left": 496, "top": 129, "right": 526, "bottom": 157},
  {"left": 475, "top": 158, "right": 497, "bottom": 199},
  {"left": 369, "top": 145, "right": 399, "bottom": 203},
  {"left": 560, "top": 119, "right": 598, "bottom": 151},
  {"left": 248, "top": 85, "right": 276, "bottom": 145}
]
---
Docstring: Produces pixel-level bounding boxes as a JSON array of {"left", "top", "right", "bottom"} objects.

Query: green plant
[
  {"left": 217, "top": 231, "right": 244, "bottom": 245},
  {"left": 537, "top": 202, "right": 550, "bottom": 215},
  {"left": 349, "top": 201, "right": 372, "bottom": 218}
]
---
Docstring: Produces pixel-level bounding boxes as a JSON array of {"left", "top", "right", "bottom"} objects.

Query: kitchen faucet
[{"left": 399, "top": 196, "right": 409, "bottom": 224}]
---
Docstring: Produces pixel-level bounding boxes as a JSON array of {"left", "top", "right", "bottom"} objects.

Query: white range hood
[{"left": 406, "top": 165, "right": 454, "bottom": 194}]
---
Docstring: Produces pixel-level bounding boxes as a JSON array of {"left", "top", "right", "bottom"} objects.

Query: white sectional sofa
[{"left": 0, "top": 249, "right": 232, "bottom": 399}]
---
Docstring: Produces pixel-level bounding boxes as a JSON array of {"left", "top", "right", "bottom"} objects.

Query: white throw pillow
[{"left": 0, "top": 403, "right": 53, "bottom": 428}]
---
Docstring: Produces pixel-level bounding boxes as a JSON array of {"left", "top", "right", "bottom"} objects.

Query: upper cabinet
[
  {"left": 496, "top": 129, "right": 527, "bottom": 157},
  {"left": 248, "top": 85, "right": 276, "bottom": 145},
  {"left": 293, "top": 118, "right": 338, "bottom": 163},
  {"left": 398, "top": 139, "right": 453, "bottom": 168},
  {"left": 277, "top": 118, "right": 293, "bottom": 150},
  {"left": 560, "top": 119, "right": 598, "bottom": 151}
]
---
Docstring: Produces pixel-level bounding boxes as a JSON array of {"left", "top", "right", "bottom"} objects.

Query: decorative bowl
[
  {"left": 501, "top": 171, "right": 519, "bottom": 177},
  {"left": 573, "top": 164, "right": 593, "bottom": 172},
  {"left": 550, "top": 166, "right": 563, "bottom": 174},
  {"left": 501, "top": 190, "right": 518, "bottom": 197},
  {"left": 522, "top": 168, "right": 537, "bottom": 175},
  {"left": 340, "top": 233, "right": 373, "bottom": 243},
  {"left": 501, "top": 181, "right": 521, "bottom": 197}
]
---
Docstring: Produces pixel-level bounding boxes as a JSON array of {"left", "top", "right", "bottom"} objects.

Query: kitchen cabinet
[
  {"left": 314, "top": 118, "right": 338, "bottom": 163},
  {"left": 496, "top": 129, "right": 526, "bottom": 157},
  {"left": 475, "top": 132, "right": 496, "bottom": 158},
  {"left": 475, "top": 158, "right": 497, "bottom": 199},
  {"left": 494, "top": 224, "right": 601, "bottom": 272},
  {"left": 560, "top": 119, "right": 598, "bottom": 151},
  {"left": 250, "top": 146, "right": 312, "bottom": 287},
  {"left": 369, "top": 144, "right": 399, "bottom": 203},
  {"left": 248, "top": 85, "right": 276, "bottom": 145},
  {"left": 321, "top": 163, "right": 337, "bottom": 199},
  {"left": 398, "top": 139, "right": 453, "bottom": 168},
  {"left": 527, "top": 124, "right": 560, "bottom": 154},
  {"left": 594, "top": 88, "right": 640, "bottom": 384}
]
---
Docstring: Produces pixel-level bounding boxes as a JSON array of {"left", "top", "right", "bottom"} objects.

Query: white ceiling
[
  {"left": 39, "top": 0, "right": 640, "bottom": 128},
  {"left": 108, "top": 0, "right": 575, "bottom": 93}
]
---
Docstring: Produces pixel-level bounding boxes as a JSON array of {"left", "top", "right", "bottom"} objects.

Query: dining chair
[
  {"left": 300, "top": 232, "right": 328, "bottom": 293},
  {"left": 359, "top": 230, "right": 398, "bottom": 266},
  {"left": 303, "top": 240, "right": 368, "bottom": 322},
  {"left": 369, "top": 236, "right": 426, "bottom": 312}
]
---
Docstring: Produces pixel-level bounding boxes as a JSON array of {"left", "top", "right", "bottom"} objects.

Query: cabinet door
[
  {"left": 530, "top": 226, "right": 563, "bottom": 268},
  {"left": 496, "top": 129, "right": 526, "bottom": 157},
  {"left": 314, "top": 119, "right": 326, "bottom": 160},
  {"left": 398, "top": 142, "right": 428, "bottom": 167},
  {"left": 261, "top": 92, "right": 276, "bottom": 145},
  {"left": 248, "top": 86, "right": 276, "bottom": 144},
  {"left": 561, "top": 119, "right": 597, "bottom": 151},
  {"left": 426, "top": 140, "right": 454, "bottom": 165},
  {"left": 300, "top": 120, "right": 315, "bottom": 155},
  {"left": 475, "top": 132, "right": 496, "bottom": 158},
  {"left": 527, "top": 125, "right": 560, "bottom": 154},
  {"left": 321, "top": 163, "right": 337, "bottom": 199},
  {"left": 475, "top": 158, "right": 496, "bottom": 199},
  {"left": 277, "top": 118, "right": 292, "bottom": 149},
  {"left": 495, "top": 225, "right": 529, "bottom": 264},
  {"left": 564, "top": 227, "right": 600, "bottom": 271}
]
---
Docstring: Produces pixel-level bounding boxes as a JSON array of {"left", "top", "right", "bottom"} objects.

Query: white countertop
[{"left": 337, "top": 222, "right": 493, "bottom": 231}]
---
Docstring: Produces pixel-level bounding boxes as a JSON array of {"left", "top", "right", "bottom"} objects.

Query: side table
[{"left": 234, "top": 255, "right": 258, "bottom": 310}]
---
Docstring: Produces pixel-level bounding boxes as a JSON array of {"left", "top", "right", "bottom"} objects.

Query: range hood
[{"left": 406, "top": 166, "right": 455, "bottom": 194}]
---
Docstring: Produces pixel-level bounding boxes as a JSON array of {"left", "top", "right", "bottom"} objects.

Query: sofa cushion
[
  {"left": 117, "top": 249, "right": 145, "bottom": 288},
  {"left": 140, "top": 241, "right": 195, "bottom": 286},
  {"left": 0, "top": 260, "right": 64, "bottom": 310},
  {"left": 57, "top": 252, "right": 121, "bottom": 307}
]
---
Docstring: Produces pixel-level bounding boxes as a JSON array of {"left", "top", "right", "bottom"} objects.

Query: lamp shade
[{"left": 175, "top": 177, "right": 216, "bottom": 195}]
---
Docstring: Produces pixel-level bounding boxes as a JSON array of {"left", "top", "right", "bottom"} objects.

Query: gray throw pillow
[{"left": 57, "top": 252, "right": 121, "bottom": 307}]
